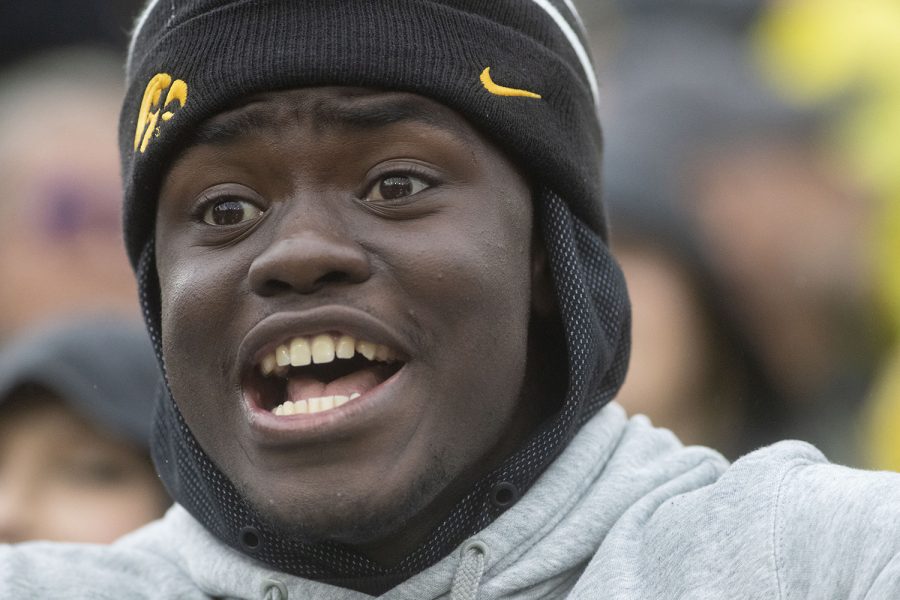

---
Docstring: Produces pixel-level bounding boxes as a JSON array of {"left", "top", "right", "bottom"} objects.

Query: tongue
[{"left": 286, "top": 367, "right": 384, "bottom": 403}]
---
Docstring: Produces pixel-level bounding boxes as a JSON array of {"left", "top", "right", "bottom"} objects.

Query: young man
[{"left": 2, "top": 1, "right": 900, "bottom": 598}]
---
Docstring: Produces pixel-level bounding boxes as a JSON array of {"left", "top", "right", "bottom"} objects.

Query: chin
[{"left": 238, "top": 456, "right": 452, "bottom": 546}]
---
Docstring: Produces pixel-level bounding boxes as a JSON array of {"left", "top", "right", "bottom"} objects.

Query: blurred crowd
[
  {"left": 0, "top": 0, "right": 897, "bottom": 544},
  {"left": 573, "top": 0, "right": 895, "bottom": 467},
  {"left": 0, "top": 0, "right": 168, "bottom": 545}
]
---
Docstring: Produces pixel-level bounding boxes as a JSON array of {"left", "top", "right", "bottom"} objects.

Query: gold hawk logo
[
  {"left": 133, "top": 73, "right": 188, "bottom": 153},
  {"left": 479, "top": 67, "right": 542, "bottom": 99}
]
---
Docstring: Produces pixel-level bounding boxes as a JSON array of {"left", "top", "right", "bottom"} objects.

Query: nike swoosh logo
[{"left": 480, "top": 67, "right": 542, "bottom": 99}]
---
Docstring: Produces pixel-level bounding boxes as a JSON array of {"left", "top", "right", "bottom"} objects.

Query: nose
[{"left": 248, "top": 207, "right": 371, "bottom": 296}]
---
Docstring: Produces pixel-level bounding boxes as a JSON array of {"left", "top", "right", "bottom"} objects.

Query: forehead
[{"left": 189, "top": 87, "right": 479, "bottom": 148}]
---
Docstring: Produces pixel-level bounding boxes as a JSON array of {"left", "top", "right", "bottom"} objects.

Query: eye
[
  {"left": 365, "top": 174, "right": 432, "bottom": 203},
  {"left": 202, "top": 197, "right": 264, "bottom": 226}
]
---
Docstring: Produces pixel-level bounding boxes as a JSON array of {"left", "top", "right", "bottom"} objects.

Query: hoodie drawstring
[{"left": 451, "top": 540, "right": 488, "bottom": 600}]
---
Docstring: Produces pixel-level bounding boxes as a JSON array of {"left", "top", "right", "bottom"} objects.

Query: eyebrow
[{"left": 190, "top": 95, "right": 474, "bottom": 147}]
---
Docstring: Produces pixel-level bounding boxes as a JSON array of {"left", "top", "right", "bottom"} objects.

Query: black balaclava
[{"left": 120, "top": 0, "right": 630, "bottom": 593}]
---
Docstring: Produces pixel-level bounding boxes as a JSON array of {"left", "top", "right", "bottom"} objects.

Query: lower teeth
[{"left": 273, "top": 392, "right": 361, "bottom": 416}]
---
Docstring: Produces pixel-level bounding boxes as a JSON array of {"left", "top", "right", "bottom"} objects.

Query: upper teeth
[{"left": 259, "top": 334, "right": 398, "bottom": 376}]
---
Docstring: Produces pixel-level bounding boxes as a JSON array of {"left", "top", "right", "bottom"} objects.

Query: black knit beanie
[{"left": 120, "top": 0, "right": 629, "bottom": 593}]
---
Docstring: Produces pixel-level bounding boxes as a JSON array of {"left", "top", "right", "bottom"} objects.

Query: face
[
  {"left": 155, "top": 88, "right": 547, "bottom": 555},
  {"left": 0, "top": 85, "right": 138, "bottom": 337},
  {"left": 0, "top": 389, "right": 168, "bottom": 544}
]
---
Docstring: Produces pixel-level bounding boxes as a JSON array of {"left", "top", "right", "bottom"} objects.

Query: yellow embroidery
[
  {"left": 133, "top": 73, "right": 188, "bottom": 153},
  {"left": 480, "top": 67, "right": 542, "bottom": 99}
]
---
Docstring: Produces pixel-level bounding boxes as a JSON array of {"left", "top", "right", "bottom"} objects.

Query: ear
[{"left": 530, "top": 233, "right": 556, "bottom": 318}]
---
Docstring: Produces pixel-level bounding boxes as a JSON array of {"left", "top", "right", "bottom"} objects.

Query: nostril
[
  {"left": 257, "top": 279, "right": 293, "bottom": 296},
  {"left": 315, "top": 271, "right": 352, "bottom": 286},
  {"left": 256, "top": 270, "right": 356, "bottom": 297}
]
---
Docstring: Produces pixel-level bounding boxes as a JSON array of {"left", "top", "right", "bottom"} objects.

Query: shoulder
[
  {"left": 0, "top": 509, "right": 203, "bottom": 599},
  {"left": 577, "top": 440, "right": 799, "bottom": 598},
  {"left": 575, "top": 439, "right": 900, "bottom": 599},
  {"left": 723, "top": 440, "right": 900, "bottom": 556},
  {"left": 0, "top": 506, "right": 374, "bottom": 599},
  {"left": 0, "top": 539, "right": 197, "bottom": 599},
  {"left": 666, "top": 441, "right": 900, "bottom": 597},
  {"left": 751, "top": 442, "right": 900, "bottom": 598}
]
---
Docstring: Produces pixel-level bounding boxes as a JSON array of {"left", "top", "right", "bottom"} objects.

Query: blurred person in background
[
  {"left": 580, "top": 0, "right": 877, "bottom": 464},
  {"left": 0, "top": 49, "right": 140, "bottom": 340},
  {"left": 608, "top": 200, "right": 787, "bottom": 459},
  {"left": 0, "top": 316, "right": 168, "bottom": 544},
  {"left": 0, "top": 0, "right": 161, "bottom": 547},
  {"left": 751, "top": 0, "right": 900, "bottom": 471},
  {"left": 0, "top": 0, "right": 144, "bottom": 341}
]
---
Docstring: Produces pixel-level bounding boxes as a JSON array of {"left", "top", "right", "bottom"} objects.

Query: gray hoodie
[{"left": 4, "top": 402, "right": 900, "bottom": 599}]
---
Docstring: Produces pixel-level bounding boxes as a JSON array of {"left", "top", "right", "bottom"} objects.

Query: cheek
[
  {"left": 405, "top": 198, "right": 534, "bottom": 333},
  {"left": 386, "top": 195, "right": 535, "bottom": 404},
  {"left": 157, "top": 246, "right": 248, "bottom": 414}
]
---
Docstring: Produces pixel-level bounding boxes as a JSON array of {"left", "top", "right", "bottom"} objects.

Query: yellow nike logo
[{"left": 480, "top": 67, "right": 542, "bottom": 99}]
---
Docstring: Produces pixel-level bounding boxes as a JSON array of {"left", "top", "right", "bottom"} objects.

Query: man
[{"left": 2, "top": 1, "right": 900, "bottom": 598}]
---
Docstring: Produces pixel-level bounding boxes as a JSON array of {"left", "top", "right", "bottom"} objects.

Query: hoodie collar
[{"left": 143, "top": 403, "right": 684, "bottom": 599}]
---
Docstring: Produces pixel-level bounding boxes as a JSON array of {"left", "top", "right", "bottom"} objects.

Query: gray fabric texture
[{"left": 4, "top": 402, "right": 900, "bottom": 599}]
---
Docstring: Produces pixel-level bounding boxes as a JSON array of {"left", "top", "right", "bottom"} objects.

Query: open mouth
[{"left": 245, "top": 333, "right": 404, "bottom": 417}]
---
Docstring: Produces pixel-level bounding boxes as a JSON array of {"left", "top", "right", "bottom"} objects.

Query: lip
[
  {"left": 245, "top": 366, "right": 406, "bottom": 446},
  {"left": 237, "top": 306, "right": 413, "bottom": 446},
  {"left": 238, "top": 305, "right": 412, "bottom": 373}
]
